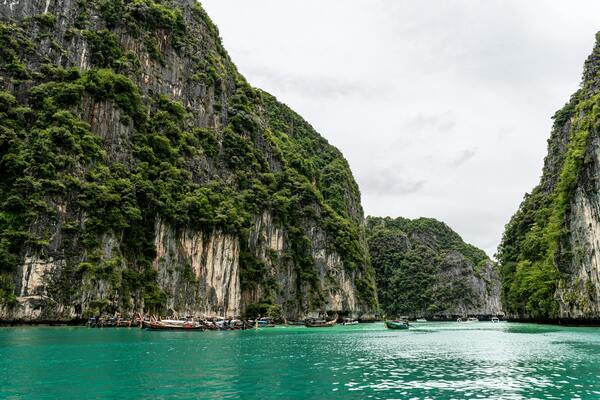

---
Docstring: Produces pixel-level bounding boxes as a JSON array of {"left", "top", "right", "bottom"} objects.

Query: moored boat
[
  {"left": 115, "top": 319, "right": 137, "bottom": 327},
  {"left": 257, "top": 317, "right": 275, "bottom": 328},
  {"left": 144, "top": 316, "right": 204, "bottom": 331},
  {"left": 341, "top": 317, "right": 358, "bottom": 325},
  {"left": 88, "top": 316, "right": 139, "bottom": 328},
  {"left": 145, "top": 320, "right": 204, "bottom": 331},
  {"left": 305, "top": 316, "right": 337, "bottom": 328},
  {"left": 384, "top": 319, "right": 410, "bottom": 330},
  {"left": 415, "top": 318, "right": 427, "bottom": 322}
]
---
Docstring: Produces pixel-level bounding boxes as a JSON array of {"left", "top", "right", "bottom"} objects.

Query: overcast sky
[{"left": 201, "top": 0, "right": 600, "bottom": 256}]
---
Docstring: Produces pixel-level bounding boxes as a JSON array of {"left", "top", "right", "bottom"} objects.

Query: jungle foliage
[
  {"left": 0, "top": 0, "right": 376, "bottom": 312},
  {"left": 366, "top": 217, "right": 489, "bottom": 317},
  {"left": 497, "top": 88, "right": 599, "bottom": 319}
]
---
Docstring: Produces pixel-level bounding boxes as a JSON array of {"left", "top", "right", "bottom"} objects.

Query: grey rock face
[
  {"left": 432, "top": 252, "right": 501, "bottom": 317},
  {"left": 0, "top": 0, "right": 375, "bottom": 321},
  {"left": 555, "top": 121, "right": 600, "bottom": 318},
  {"left": 499, "top": 34, "right": 600, "bottom": 321},
  {"left": 366, "top": 217, "right": 501, "bottom": 319}
]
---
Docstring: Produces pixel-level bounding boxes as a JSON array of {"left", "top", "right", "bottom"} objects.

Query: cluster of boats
[
  {"left": 88, "top": 314, "right": 503, "bottom": 331},
  {"left": 87, "top": 316, "right": 141, "bottom": 328},
  {"left": 88, "top": 314, "right": 357, "bottom": 331},
  {"left": 88, "top": 315, "right": 268, "bottom": 330},
  {"left": 145, "top": 316, "right": 351, "bottom": 330},
  {"left": 145, "top": 318, "right": 244, "bottom": 331}
]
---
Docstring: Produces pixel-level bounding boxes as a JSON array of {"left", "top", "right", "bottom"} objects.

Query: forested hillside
[
  {"left": 0, "top": 0, "right": 376, "bottom": 321},
  {"left": 367, "top": 217, "right": 500, "bottom": 318},
  {"left": 498, "top": 33, "right": 600, "bottom": 322}
]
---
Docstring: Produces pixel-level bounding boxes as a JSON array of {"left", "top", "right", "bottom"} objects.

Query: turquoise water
[{"left": 1, "top": 322, "right": 599, "bottom": 399}]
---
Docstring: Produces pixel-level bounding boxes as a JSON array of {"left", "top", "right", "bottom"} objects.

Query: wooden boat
[
  {"left": 203, "top": 321, "right": 220, "bottom": 330},
  {"left": 218, "top": 319, "right": 248, "bottom": 330},
  {"left": 144, "top": 316, "right": 204, "bottom": 331},
  {"left": 384, "top": 319, "right": 409, "bottom": 330},
  {"left": 88, "top": 316, "right": 134, "bottom": 328},
  {"left": 257, "top": 317, "right": 275, "bottom": 328},
  {"left": 145, "top": 320, "right": 204, "bottom": 331},
  {"left": 305, "top": 316, "right": 337, "bottom": 328},
  {"left": 228, "top": 320, "right": 248, "bottom": 330},
  {"left": 115, "top": 319, "right": 138, "bottom": 327}
]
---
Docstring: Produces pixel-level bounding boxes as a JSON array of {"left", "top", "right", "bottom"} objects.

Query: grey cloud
[
  {"left": 405, "top": 113, "right": 455, "bottom": 133},
  {"left": 496, "top": 128, "right": 512, "bottom": 142},
  {"left": 358, "top": 169, "right": 426, "bottom": 196},
  {"left": 202, "top": 0, "right": 600, "bottom": 256},
  {"left": 452, "top": 148, "right": 477, "bottom": 167},
  {"left": 246, "top": 66, "right": 389, "bottom": 99},
  {"left": 391, "top": 112, "right": 456, "bottom": 149}
]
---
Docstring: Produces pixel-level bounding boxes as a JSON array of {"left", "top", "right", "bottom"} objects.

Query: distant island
[{"left": 367, "top": 216, "right": 501, "bottom": 320}]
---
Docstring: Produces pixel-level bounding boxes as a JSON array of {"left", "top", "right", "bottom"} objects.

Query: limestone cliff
[
  {"left": 366, "top": 217, "right": 501, "bottom": 319},
  {"left": 0, "top": 0, "right": 376, "bottom": 322},
  {"left": 498, "top": 33, "right": 600, "bottom": 322}
]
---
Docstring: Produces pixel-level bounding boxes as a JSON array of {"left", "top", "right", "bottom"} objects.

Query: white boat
[
  {"left": 456, "top": 318, "right": 462, "bottom": 322},
  {"left": 491, "top": 317, "right": 500, "bottom": 323},
  {"left": 416, "top": 318, "right": 427, "bottom": 322},
  {"left": 466, "top": 317, "right": 479, "bottom": 322},
  {"left": 160, "top": 319, "right": 187, "bottom": 325},
  {"left": 257, "top": 317, "right": 275, "bottom": 327},
  {"left": 144, "top": 317, "right": 203, "bottom": 330},
  {"left": 342, "top": 318, "right": 358, "bottom": 325}
]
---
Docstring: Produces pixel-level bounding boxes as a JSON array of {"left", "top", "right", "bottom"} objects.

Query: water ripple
[{"left": 0, "top": 323, "right": 598, "bottom": 399}]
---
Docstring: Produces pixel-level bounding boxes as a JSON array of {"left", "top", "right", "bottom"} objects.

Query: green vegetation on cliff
[
  {"left": 366, "top": 217, "right": 495, "bottom": 318},
  {"left": 498, "top": 35, "right": 600, "bottom": 319},
  {"left": 0, "top": 0, "right": 376, "bottom": 315}
]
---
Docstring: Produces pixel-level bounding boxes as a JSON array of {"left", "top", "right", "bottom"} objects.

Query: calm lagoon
[{"left": 1, "top": 322, "right": 599, "bottom": 399}]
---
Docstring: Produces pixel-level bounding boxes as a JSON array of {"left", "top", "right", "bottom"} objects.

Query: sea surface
[{"left": 1, "top": 322, "right": 599, "bottom": 399}]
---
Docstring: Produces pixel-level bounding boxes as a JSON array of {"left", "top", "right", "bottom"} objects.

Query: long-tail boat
[
  {"left": 305, "top": 315, "right": 337, "bottom": 328},
  {"left": 384, "top": 319, "right": 410, "bottom": 330},
  {"left": 145, "top": 320, "right": 204, "bottom": 331},
  {"left": 257, "top": 317, "right": 275, "bottom": 328},
  {"left": 144, "top": 316, "right": 204, "bottom": 331}
]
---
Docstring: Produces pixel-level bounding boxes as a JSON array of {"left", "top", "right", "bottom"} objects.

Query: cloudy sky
[{"left": 201, "top": 0, "right": 600, "bottom": 256}]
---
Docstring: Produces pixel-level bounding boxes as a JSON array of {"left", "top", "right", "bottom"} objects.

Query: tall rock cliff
[
  {"left": 498, "top": 33, "right": 600, "bottom": 322},
  {"left": 366, "top": 217, "right": 501, "bottom": 319},
  {"left": 0, "top": 0, "right": 377, "bottom": 321}
]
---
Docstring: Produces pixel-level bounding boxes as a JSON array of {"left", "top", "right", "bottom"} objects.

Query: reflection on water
[{"left": 0, "top": 322, "right": 599, "bottom": 399}]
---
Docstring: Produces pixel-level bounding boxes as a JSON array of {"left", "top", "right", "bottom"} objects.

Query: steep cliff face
[
  {"left": 0, "top": 0, "right": 376, "bottom": 321},
  {"left": 498, "top": 33, "right": 600, "bottom": 321},
  {"left": 366, "top": 217, "right": 501, "bottom": 318}
]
